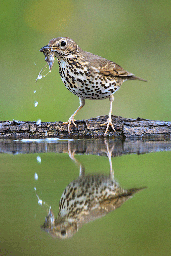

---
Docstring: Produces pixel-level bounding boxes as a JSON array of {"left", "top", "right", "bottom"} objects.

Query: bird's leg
[
  {"left": 64, "top": 98, "right": 85, "bottom": 134},
  {"left": 68, "top": 140, "right": 85, "bottom": 177},
  {"left": 99, "top": 138, "right": 115, "bottom": 178},
  {"left": 100, "top": 95, "right": 116, "bottom": 136},
  {"left": 104, "top": 139, "right": 115, "bottom": 180}
]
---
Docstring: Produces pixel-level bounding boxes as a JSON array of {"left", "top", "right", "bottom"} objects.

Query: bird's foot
[
  {"left": 100, "top": 117, "right": 116, "bottom": 136},
  {"left": 63, "top": 116, "right": 77, "bottom": 134}
]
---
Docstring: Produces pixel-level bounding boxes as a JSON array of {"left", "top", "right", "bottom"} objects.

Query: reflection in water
[{"left": 41, "top": 141, "right": 145, "bottom": 239}]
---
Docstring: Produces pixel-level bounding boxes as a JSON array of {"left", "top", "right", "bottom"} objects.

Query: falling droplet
[
  {"left": 36, "top": 74, "right": 42, "bottom": 81},
  {"left": 37, "top": 156, "right": 41, "bottom": 163},
  {"left": 34, "top": 90, "right": 36, "bottom": 94},
  {"left": 34, "top": 101, "right": 38, "bottom": 107},
  {"left": 34, "top": 173, "right": 38, "bottom": 180},
  {"left": 36, "top": 119, "right": 41, "bottom": 125},
  {"left": 38, "top": 199, "right": 43, "bottom": 205}
]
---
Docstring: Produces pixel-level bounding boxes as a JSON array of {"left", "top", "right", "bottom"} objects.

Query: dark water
[{"left": 0, "top": 139, "right": 171, "bottom": 256}]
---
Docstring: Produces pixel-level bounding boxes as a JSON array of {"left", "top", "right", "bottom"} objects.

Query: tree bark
[{"left": 0, "top": 115, "right": 171, "bottom": 140}]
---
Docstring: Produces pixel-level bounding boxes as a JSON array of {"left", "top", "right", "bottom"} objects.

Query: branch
[{"left": 0, "top": 115, "right": 171, "bottom": 140}]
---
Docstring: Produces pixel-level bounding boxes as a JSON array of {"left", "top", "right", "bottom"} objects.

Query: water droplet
[
  {"left": 36, "top": 74, "right": 42, "bottom": 81},
  {"left": 37, "top": 156, "right": 41, "bottom": 163},
  {"left": 38, "top": 199, "right": 42, "bottom": 205},
  {"left": 36, "top": 119, "right": 41, "bottom": 125},
  {"left": 34, "top": 90, "right": 36, "bottom": 94},
  {"left": 34, "top": 173, "right": 38, "bottom": 180},
  {"left": 34, "top": 187, "right": 36, "bottom": 191},
  {"left": 34, "top": 101, "right": 38, "bottom": 107}
]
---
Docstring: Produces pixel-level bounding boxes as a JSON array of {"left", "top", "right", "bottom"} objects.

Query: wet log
[{"left": 0, "top": 115, "right": 171, "bottom": 140}]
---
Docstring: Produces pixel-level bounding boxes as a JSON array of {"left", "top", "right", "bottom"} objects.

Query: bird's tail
[
  {"left": 128, "top": 74, "right": 147, "bottom": 82},
  {"left": 125, "top": 186, "right": 147, "bottom": 195}
]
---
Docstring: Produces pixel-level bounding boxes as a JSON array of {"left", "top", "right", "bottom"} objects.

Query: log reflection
[{"left": 42, "top": 140, "right": 145, "bottom": 239}]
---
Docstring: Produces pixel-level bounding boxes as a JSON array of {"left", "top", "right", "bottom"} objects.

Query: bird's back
[{"left": 81, "top": 49, "right": 147, "bottom": 82}]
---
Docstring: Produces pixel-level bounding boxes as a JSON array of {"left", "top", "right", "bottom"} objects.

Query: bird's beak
[{"left": 40, "top": 45, "right": 51, "bottom": 52}]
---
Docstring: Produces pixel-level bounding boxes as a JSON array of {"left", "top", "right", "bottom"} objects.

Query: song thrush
[
  {"left": 42, "top": 173, "right": 143, "bottom": 239},
  {"left": 41, "top": 140, "right": 146, "bottom": 239},
  {"left": 40, "top": 37, "right": 147, "bottom": 135}
]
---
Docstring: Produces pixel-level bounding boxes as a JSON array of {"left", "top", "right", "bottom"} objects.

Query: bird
[
  {"left": 42, "top": 173, "right": 143, "bottom": 239},
  {"left": 40, "top": 37, "right": 147, "bottom": 135},
  {"left": 41, "top": 140, "right": 146, "bottom": 239}
]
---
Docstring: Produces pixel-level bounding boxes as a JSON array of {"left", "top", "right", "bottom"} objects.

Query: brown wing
[
  {"left": 83, "top": 50, "right": 147, "bottom": 82},
  {"left": 99, "top": 60, "right": 147, "bottom": 81}
]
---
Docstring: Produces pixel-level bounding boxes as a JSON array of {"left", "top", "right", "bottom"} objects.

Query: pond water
[{"left": 0, "top": 139, "right": 171, "bottom": 256}]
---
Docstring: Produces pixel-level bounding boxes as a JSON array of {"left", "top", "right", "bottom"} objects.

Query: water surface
[{"left": 0, "top": 139, "right": 171, "bottom": 256}]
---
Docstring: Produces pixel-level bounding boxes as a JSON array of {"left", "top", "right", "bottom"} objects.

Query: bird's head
[
  {"left": 40, "top": 37, "right": 78, "bottom": 59},
  {"left": 41, "top": 213, "right": 78, "bottom": 239}
]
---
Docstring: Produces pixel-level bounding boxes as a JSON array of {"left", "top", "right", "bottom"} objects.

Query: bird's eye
[
  {"left": 61, "top": 229, "right": 66, "bottom": 236},
  {"left": 61, "top": 41, "right": 66, "bottom": 47}
]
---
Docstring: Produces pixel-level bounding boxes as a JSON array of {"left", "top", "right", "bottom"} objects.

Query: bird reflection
[{"left": 42, "top": 140, "right": 145, "bottom": 239}]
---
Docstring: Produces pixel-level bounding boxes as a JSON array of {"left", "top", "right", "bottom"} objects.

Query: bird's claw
[
  {"left": 100, "top": 118, "right": 116, "bottom": 136},
  {"left": 64, "top": 116, "right": 77, "bottom": 134}
]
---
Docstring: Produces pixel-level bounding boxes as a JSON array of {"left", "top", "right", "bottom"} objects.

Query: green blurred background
[{"left": 1, "top": 0, "right": 170, "bottom": 122}]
